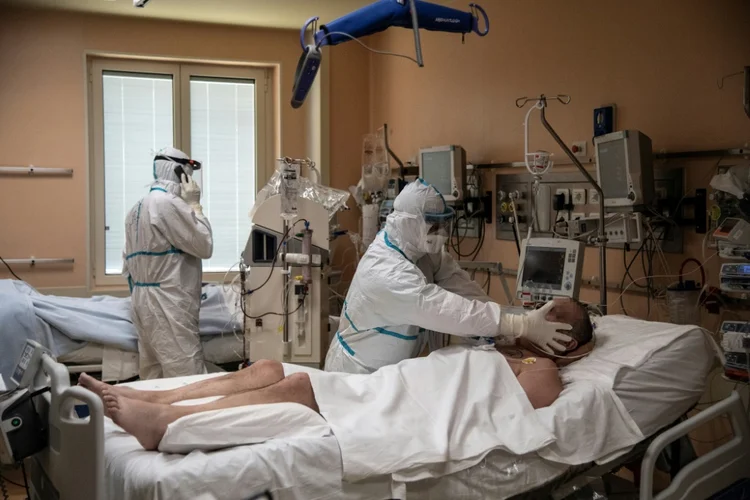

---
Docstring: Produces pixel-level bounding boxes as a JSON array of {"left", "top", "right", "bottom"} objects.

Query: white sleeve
[
  {"left": 359, "top": 263, "right": 506, "bottom": 339},
  {"left": 151, "top": 197, "right": 214, "bottom": 259},
  {"left": 432, "top": 252, "right": 492, "bottom": 303}
]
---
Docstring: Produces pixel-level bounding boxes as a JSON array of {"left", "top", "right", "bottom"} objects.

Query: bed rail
[
  {"left": 30, "top": 356, "right": 105, "bottom": 500},
  {"left": 639, "top": 391, "right": 750, "bottom": 500}
]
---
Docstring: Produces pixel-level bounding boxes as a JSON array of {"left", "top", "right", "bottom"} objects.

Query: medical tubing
[{"left": 282, "top": 220, "right": 290, "bottom": 344}]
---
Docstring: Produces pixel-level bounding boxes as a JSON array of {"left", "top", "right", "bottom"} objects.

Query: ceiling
[{"left": 2, "top": 0, "right": 374, "bottom": 29}]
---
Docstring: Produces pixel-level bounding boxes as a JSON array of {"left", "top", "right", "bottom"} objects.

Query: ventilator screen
[{"left": 521, "top": 247, "right": 566, "bottom": 290}]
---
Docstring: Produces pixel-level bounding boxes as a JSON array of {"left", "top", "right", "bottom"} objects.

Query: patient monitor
[
  {"left": 594, "top": 130, "right": 654, "bottom": 211},
  {"left": 516, "top": 237, "right": 584, "bottom": 302},
  {"left": 419, "top": 145, "right": 466, "bottom": 202}
]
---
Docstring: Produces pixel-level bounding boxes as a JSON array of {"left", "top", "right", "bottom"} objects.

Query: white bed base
[{"left": 25, "top": 357, "right": 750, "bottom": 500}]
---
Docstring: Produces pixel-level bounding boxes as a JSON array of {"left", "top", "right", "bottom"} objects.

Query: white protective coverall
[
  {"left": 123, "top": 147, "right": 213, "bottom": 379},
  {"left": 324, "top": 180, "right": 572, "bottom": 374}
]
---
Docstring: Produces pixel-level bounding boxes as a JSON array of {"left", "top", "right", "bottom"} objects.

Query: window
[{"left": 89, "top": 59, "right": 270, "bottom": 287}]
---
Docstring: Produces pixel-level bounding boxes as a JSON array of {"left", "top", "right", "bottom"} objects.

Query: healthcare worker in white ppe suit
[
  {"left": 324, "top": 180, "right": 573, "bottom": 374},
  {"left": 123, "top": 147, "right": 213, "bottom": 379}
]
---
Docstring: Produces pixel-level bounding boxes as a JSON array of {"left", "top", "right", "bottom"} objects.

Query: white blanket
[
  {"left": 536, "top": 316, "right": 708, "bottom": 465},
  {"left": 309, "top": 345, "right": 554, "bottom": 482},
  {"left": 156, "top": 346, "right": 553, "bottom": 485}
]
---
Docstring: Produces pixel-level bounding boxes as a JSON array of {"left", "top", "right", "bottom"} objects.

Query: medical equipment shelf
[
  {"left": 475, "top": 147, "right": 749, "bottom": 170},
  {"left": 495, "top": 167, "right": 686, "bottom": 253},
  {"left": 0, "top": 166, "right": 74, "bottom": 176}
]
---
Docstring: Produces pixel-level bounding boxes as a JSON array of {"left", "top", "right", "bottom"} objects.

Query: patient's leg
[
  {"left": 104, "top": 372, "right": 317, "bottom": 451},
  {"left": 79, "top": 360, "right": 284, "bottom": 404}
]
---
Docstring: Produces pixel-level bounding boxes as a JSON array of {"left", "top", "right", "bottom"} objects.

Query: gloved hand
[
  {"left": 502, "top": 301, "right": 573, "bottom": 354},
  {"left": 180, "top": 173, "right": 204, "bottom": 215}
]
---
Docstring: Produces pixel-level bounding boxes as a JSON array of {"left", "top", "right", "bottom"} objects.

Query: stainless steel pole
[{"left": 539, "top": 101, "right": 608, "bottom": 314}]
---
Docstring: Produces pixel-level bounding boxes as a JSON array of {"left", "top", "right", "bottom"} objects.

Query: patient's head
[{"left": 544, "top": 298, "right": 594, "bottom": 355}]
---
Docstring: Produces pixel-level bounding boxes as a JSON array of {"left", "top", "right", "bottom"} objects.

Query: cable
[
  {"left": 245, "top": 219, "right": 308, "bottom": 296},
  {"left": 609, "top": 251, "right": 719, "bottom": 309},
  {"left": 316, "top": 31, "right": 420, "bottom": 65},
  {"left": 241, "top": 290, "right": 308, "bottom": 320},
  {"left": 0, "top": 255, "right": 22, "bottom": 281},
  {"left": 20, "top": 462, "right": 29, "bottom": 500},
  {"left": 0, "top": 476, "right": 22, "bottom": 490},
  {"left": 0, "top": 476, "right": 10, "bottom": 500}
]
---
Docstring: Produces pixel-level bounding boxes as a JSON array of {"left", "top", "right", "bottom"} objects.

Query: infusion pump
[{"left": 516, "top": 237, "right": 585, "bottom": 302}]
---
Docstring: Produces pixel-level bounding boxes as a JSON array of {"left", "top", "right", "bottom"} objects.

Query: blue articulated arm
[
  {"left": 314, "top": 0, "right": 487, "bottom": 46},
  {"left": 290, "top": 0, "right": 489, "bottom": 108}
]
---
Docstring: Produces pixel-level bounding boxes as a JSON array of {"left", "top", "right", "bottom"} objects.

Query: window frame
[
  {"left": 179, "top": 64, "right": 269, "bottom": 281},
  {"left": 88, "top": 57, "right": 271, "bottom": 290}
]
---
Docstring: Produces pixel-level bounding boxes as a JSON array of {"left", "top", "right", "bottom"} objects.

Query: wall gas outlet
[
  {"left": 572, "top": 188, "right": 587, "bottom": 205},
  {"left": 589, "top": 188, "right": 601, "bottom": 205},
  {"left": 571, "top": 141, "right": 587, "bottom": 157}
]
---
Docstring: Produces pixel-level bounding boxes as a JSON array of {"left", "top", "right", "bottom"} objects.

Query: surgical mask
[{"left": 421, "top": 234, "right": 448, "bottom": 254}]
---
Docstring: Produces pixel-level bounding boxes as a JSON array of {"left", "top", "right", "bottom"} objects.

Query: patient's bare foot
[
  {"left": 103, "top": 390, "right": 174, "bottom": 451},
  {"left": 79, "top": 373, "right": 165, "bottom": 405}
]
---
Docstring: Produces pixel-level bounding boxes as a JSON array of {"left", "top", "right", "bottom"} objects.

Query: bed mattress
[{"left": 103, "top": 317, "right": 714, "bottom": 500}]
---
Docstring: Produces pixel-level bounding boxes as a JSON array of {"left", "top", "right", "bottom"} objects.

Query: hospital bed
[
  {"left": 0, "top": 280, "right": 245, "bottom": 382},
  {"left": 19, "top": 316, "right": 750, "bottom": 500}
]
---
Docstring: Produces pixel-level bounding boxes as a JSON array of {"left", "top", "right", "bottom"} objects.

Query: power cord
[
  {"left": 241, "top": 291, "right": 308, "bottom": 320},
  {"left": 245, "top": 219, "right": 308, "bottom": 296},
  {"left": 0, "top": 255, "right": 22, "bottom": 281}
]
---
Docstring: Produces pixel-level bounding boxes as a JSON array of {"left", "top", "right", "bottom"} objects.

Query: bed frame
[{"left": 23, "top": 356, "right": 750, "bottom": 500}]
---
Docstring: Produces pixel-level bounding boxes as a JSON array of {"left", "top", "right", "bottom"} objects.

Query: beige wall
[
  {"left": 368, "top": 0, "right": 750, "bottom": 328},
  {"left": 0, "top": 7, "right": 371, "bottom": 290}
]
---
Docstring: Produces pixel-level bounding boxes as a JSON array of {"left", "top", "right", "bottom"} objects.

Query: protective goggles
[{"left": 154, "top": 154, "right": 202, "bottom": 170}]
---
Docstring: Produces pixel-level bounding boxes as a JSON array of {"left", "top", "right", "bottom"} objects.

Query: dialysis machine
[{"left": 242, "top": 195, "right": 329, "bottom": 368}]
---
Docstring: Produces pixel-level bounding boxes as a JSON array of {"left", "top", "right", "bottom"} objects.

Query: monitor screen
[
  {"left": 521, "top": 246, "right": 566, "bottom": 290},
  {"left": 421, "top": 151, "right": 453, "bottom": 196},
  {"left": 598, "top": 139, "right": 629, "bottom": 199}
]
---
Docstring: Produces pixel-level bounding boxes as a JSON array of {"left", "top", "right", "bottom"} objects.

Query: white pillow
[{"left": 159, "top": 402, "right": 332, "bottom": 454}]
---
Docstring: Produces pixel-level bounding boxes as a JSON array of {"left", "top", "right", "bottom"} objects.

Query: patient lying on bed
[{"left": 79, "top": 298, "right": 593, "bottom": 452}]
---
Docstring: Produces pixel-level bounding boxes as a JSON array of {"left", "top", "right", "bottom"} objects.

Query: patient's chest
[{"left": 497, "top": 347, "right": 539, "bottom": 376}]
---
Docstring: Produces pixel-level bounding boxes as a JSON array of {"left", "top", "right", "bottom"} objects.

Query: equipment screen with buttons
[{"left": 516, "top": 237, "right": 585, "bottom": 301}]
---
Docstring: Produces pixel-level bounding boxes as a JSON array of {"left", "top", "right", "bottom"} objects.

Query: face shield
[{"left": 421, "top": 208, "right": 454, "bottom": 254}]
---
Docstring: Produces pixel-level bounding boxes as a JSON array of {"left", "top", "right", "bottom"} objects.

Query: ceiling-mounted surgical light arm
[{"left": 291, "top": 0, "right": 489, "bottom": 109}]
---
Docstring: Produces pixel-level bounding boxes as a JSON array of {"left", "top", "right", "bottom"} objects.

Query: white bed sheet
[{"left": 103, "top": 318, "right": 713, "bottom": 500}]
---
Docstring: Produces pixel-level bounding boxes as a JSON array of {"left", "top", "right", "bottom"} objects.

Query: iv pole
[{"left": 532, "top": 95, "right": 609, "bottom": 314}]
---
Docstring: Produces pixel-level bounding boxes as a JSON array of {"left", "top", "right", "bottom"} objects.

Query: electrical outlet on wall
[
  {"left": 555, "top": 188, "right": 571, "bottom": 205},
  {"left": 588, "top": 188, "right": 601, "bottom": 205},
  {"left": 572, "top": 189, "right": 587, "bottom": 205}
]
